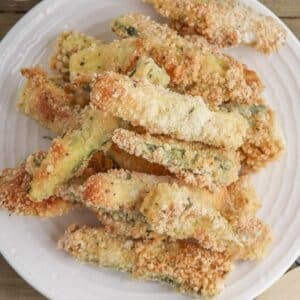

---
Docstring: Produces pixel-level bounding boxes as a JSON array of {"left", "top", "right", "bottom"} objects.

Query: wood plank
[
  {"left": 0, "top": 1, "right": 299, "bottom": 17},
  {"left": 260, "top": 0, "right": 300, "bottom": 18},
  {"left": 0, "top": 255, "right": 44, "bottom": 300},
  {"left": 0, "top": 0, "right": 40, "bottom": 13},
  {"left": 0, "top": 13, "right": 24, "bottom": 40},
  {"left": 281, "top": 18, "right": 300, "bottom": 39}
]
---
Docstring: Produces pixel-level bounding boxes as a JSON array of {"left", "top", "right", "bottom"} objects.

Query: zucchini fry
[
  {"left": 130, "top": 56, "right": 170, "bottom": 87},
  {"left": 112, "top": 14, "right": 263, "bottom": 106},
  {"left": 20, "top": 60, "right": 171, "bottom": 201},
  {"left": 146, "top": 0, "right": 286, "bottom": 54},
  {"left": 141, "top": 182, "right": 272, "bottom": 259},
  {"left": 59, "top": 224, "right": 234, "bottom": 297},
  {"left": 222, "top": 103, "right": 285, "bottom": 172},
  {"left": 107, "top": 143, "right": 170, "bottom": 176},
  {"left": 59, "top": 169, "right": 172, "bottom": 213},
  {"left": 19, "top": 68, "right": 80, "bottom": 134},
  {"left": 97, "top": 209, "right": 151, "bottom": 240},
  {"left": 69, "top": 37, "right": 143, "bottom": 86},
  {"left": 0, "top": 152, "right": 73, "bottom": 217},
  {"left": 59, "top": 169, "right": 269, "bottom": 258},
  {"left": 29, "top": 108, "right": 121, "bottom": 201},
  {"left": 112, "top": 129, "right": 240, "bottom": 189},
  {"left": 91, "top": 72, "right": 248, "bottom": 149},
  {"left": 50, "top": 31, "right": 102, "bottom": 80}
]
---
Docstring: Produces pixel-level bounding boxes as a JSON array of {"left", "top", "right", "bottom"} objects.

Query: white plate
[{"left": 0, "top": 1, "right": 299, "bottom": 299}]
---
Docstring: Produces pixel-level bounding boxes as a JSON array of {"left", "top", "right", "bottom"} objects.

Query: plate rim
[{"left": 0, "top": 0, "right": 299, "bottom": 299}]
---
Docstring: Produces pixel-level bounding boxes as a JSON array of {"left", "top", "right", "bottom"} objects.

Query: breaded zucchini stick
[
  {"left": 91, "top": 72, "right": 248, "bottom": 149},
  {"left": 19, "top": 68, "right": 80, "bottom": 135},
  {"left": 59, "top": 224, "right": 234, "bottom": 297},
  {"left": 97, "top": 209, "right": 152, "bottom": 240},
  {"left": 29, "top": 108, "right": 121, "bottom": 201},
  {"left": 59, "top": 169, "right": 172, "bottom": 213},
  {"left": 130, "top": 56, "right": 170, "bottom": 87},
  {"left": 50, "top": 31, "right": 102, "bottom": 80},
  {"left": 60, "top": 169, "right": 269, "bottom": 258},
  {"left": 107, "top": 143, "right": 170, "bottom": 176},
  {"left": 69, "top": 37, "right": 143, "bottom": 86},
  {"left": 147, "top": 0, "right": 286, "bottom": 54},
  {"left": 112, "top": 129, "right": 240, "bottom": 189},
  {"left": 222, "top": 175, "right": 261, "bottom": 220},
  {"left": 0, "top": 152, "right": 73, "bottom": 217},
  {"left": 222, "top": 103, "right": 285, "bottom": 172},
  {"left": 141, "top": 182, "right": 271, "bottom": 259},
  {"left": 28, "top": 55, "right": 170, "bottom": 201},
  {"left": 112, "top": 14, "right": 263, "bottom": 106}
]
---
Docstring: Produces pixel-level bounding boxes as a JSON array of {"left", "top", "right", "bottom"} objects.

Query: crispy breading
[
  {"left": 0, "top": 152, "right": 73, "bottom": 217},
  {"left": 130, "top": 56, "right": 170, "bottom": 87},
  {"left": 19, "top": 66, "right": 171, "bottom": 177},
  {"left": 69, "top": 38, "right": 143, "bottom": 86},
  {"left": 107, "top": 143, "right": 170, "bottom": 176},
  {"left": 222, "top": 103, "right": 285, "bottom": 172},
  {"left": 59, "top": 224, "right": 235, "bottom": 297},
  {"left": 141, "top": 182, "right": 239, "bottom": 253},
  {"left": 112, "top": 14, "right": 263, "bottom": 106},
  {"left": 19, "top": 68, "right": 80, "bottom": 134},
  {"left": 140, "top": 182, "right": 271, "bottom": 259},
  {"left": 112, "top": 129, "right": 241, "bottom": 189},
  {"left": 50, "top": 31, "right": 102, "bottom": 80},
  {"left": 59, "top": 169, "right": 269, "bottom": 258},
  {"left": 29, "top": 107, "right": 121, "bottom": 201},
  {"left": 91, "top": 72, "right": 249, "bottom": 149},
  {"left": 97, "top": 210, "right": 152, "bottom": 240},
  {"left": 222, "top": 175, "right": 261, "bottom": 220},
  {"left": 59, "top": 169, "right": 172, "bottom": 212},
  {"left": 147, "top": 0, "right": 286, "bottom": 54}
]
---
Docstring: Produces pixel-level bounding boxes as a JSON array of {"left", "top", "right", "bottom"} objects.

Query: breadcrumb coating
[
  {"left": 50, "top": 31, "right": 102, "bottom": 80},
  {"left": 147, "top": 0, "right": 286, "bottom": 54},
  {"left": 29, "top": 107, "right": 120, "bottom": 201},
  {"left": 112, "top": 14, "right": 263, "bottom": 106},
  {"left": 97, "top": 210, "right": 152, "bottom": 240},
  {"left": 59, "top": 169, "right": 269, "bottom": 259},
  {"left": 141, "top": 182, "right": 240, "bottom": 253},
  {"left": 107, "top": 143, "right": 170, "bottom": 176},
  {"left": 59, "top": 224, "right": 235, "bottom": 297},
  {"left": 112, "top": 129, "right": 241, "bottom": 189},
  {"left": 140, "top": 182, "right": 271, "bottom": 259},
  {"left": 19, "top": 67, "right": 80, "bottom": 135},
  {"left": 0, "top": 152, "right": 73, "bottom": 217},
  {"left": 69, "top": 38, "right": 144, "bottom": 86},
  {"left": 222, "top": 103, "right": 285, "bottom": 172},
  {"left": 59, "top": 169, "right": 172, "bottom": 213},
  {"left": 91, "top": 72, "right": 249, "bottom": 149}
]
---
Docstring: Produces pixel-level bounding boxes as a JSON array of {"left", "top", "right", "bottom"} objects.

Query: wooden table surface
[{"left": 0, "top": 1, "right": 299, "bottom": 299}]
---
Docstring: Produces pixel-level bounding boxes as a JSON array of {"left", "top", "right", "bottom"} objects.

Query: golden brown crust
[
  {"left": 112, "top": 14, "right": 264, "bottom": 106},
  {"left": 147, "top": 0, "right": 286, "bottom": 54},
  {"left": 19, "top": 67, "right": 80, "bottom": 135},
  {"left": 240, "top": 108, "right": 285, "bottom": 173},
  {"left": 50, "top": 31, "right": 101, "bottom": 80},
  {"left": 91, "top": 72, "right": 249, "bottom": 149},
  {"left": 107, "top": 143, "right": 170, "bottom": 176},
  {"left": 112, "top": 129, "right": 241, "bottom": 190},
  {"left": 0, "top": 153, "right": 74, "bottom": 217},
  {"left": 60, "top": 224, "right": 235, "bottom": 297}
]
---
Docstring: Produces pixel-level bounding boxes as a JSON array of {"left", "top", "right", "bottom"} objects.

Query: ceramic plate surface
[{"left": 0, "top": 1, "right": 300, "bottom": 299}]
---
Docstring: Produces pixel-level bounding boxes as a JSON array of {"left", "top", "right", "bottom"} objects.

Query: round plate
[{"left": 0, "top": 1, "right": 299, "bottom": 299}]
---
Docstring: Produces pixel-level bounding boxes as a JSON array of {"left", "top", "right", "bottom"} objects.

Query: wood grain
[
  {"left": 0, "top": 1, "right": 299, "bottom": 300},
  {"left": 260, "top": 0, "right": 300, "bottom": 17},
  {"left": 0, "top": 0, "right": 40, "bottom": 12},
  {"left": 0, "top": 13, "right": 23, "bottom": 39},
  {"left": 0, "top": 254, "right": 44, "bottom": 299}
]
